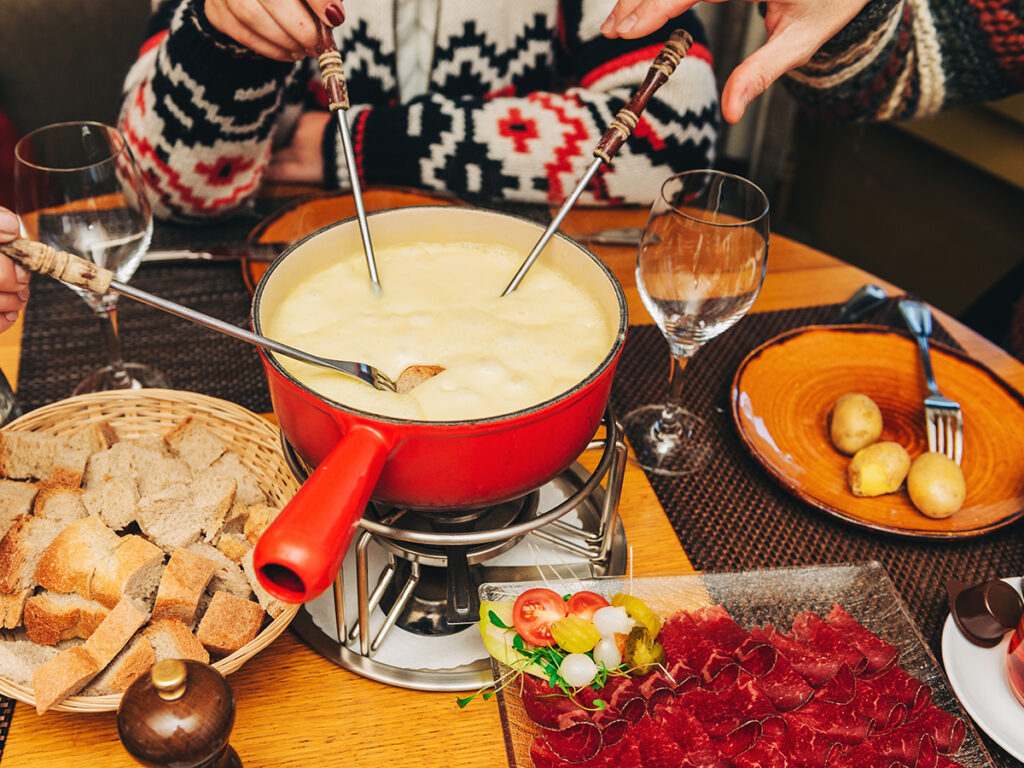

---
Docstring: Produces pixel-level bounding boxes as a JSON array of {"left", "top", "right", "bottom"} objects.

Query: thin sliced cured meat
[
  {"left": 751, "top": 624, "right": 842, "bottom": 687},
  {"left": 660, "top": 613, "right": 739, "bottom": 685},
  {"left": 597, "top": 675, "right": 645, "bottom": 723},
  {"left": 791, "top": 612, "right": 868, "bottom": 675},
  {"left": 653, "top": 700, "right": 734, "bottom": 768},
  {"left": 737, "top": 637, "right": 815, "bottom": 711},
  {"left": 786, "top": 699, "right": 871, "bottom": 745},
  {"left": 814, "top": 663, "right": 856, "bottom": 706},
  {"left": 677, "top": 672, "right": 777, "bottom": 737},
  {"left": 906, "top": 705, "right": 966, "bottom": 754},
  {"left": 545, "top": 720, "right": 603, "bottom": 763},
  {"left": 867, "top": 725, "right": 938, "bottom": 768},
  {"left": 779, "top": 716, "right": 843, "bottom": 768},
  {"left": 602, "top": 719, "right": 629, "bottom": 747},
  {"left": 521, "top": 675, "right": 592, "bottom": 730},
  {"left": 859, "top": 665, "right": 932, "bottom": 717},
  {"left": 531, "top": 730, "right": 643, "bottom": 768},
  {"left": 824, "top": 604, "right": 900, "bottom": 676},
  {"left": 715, "top": 720, "right": 761, "bottom": 758},
  {"left": 694, "top": 604, "right": 751, "bottom": 655},
  {"left": 828, "top": 743, "right": 904, "bottom": 768},
  {"left": 732, "top": 736, "right": 788, "bottom": 768},
  {"left": 631, "top": 714, "right": 689, "bottom": 768}
]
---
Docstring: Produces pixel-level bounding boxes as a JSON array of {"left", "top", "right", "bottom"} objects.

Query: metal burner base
[{"left": 289, "top": 461, "right": 628, "bottom": 691}]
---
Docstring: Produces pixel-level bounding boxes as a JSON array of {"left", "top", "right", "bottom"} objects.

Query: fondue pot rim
[{"left": 251, "top": 205, "right": 629, "bottom": 427}]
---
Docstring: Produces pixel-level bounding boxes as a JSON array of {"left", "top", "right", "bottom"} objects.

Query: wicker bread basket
[{"left": 0, "top": 389, "right": 301, "bottom": 713}]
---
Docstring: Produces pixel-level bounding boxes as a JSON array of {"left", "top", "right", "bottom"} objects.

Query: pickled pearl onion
[
  {"left": 593, "top": 605, "right": 633, "bottom": 637},
  {"left": 559, "top": 653, "right": 599, "bottom": 687}
]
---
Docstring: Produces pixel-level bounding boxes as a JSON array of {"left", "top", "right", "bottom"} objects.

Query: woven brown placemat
[
  {"left": 15, "top": 261, "right": 271, "bottom": 415},
  {"left": 610, "top": 299, "right": 1024, "bottom": 768}
]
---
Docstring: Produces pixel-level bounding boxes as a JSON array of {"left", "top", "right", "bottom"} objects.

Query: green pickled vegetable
[
  {"left": 611, "top": 593, "right": 663, "bottom": 637},
  {"left": 623, "top": 625, "right": 665, "bottom": 675}
]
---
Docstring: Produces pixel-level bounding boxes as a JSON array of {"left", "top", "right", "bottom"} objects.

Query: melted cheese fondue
[{"left": 264, "top": 241, "right": 614, "bottom": 421}]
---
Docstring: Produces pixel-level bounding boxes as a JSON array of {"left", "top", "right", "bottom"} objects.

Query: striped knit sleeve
[
  {"left": 118, "top": 0, "right": 309, "bottom": 221},
  {"left": 327, "top": 4, "right": 719, "bottom": 205},
  {"left": 783, "top": 0, "right": 1024, "bottom": 121}
]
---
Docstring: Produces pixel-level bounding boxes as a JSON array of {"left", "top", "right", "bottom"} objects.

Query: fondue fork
[
  {"left": 311, "top": 16, "right": 382, "bottom": 296},
  {"left": 502, "top": 29, "right": 694, "bottom": 296},
  {"left": 1, "top": 238, "right": 403, "bottom": 392}
]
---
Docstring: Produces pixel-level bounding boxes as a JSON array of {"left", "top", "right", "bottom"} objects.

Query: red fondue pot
[{"left": 251, "top": 206, "right": 628, "bottom": 603}]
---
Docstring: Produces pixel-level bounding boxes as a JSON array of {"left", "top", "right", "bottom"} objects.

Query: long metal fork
[{"left": 898, "top": 299, "right": 964, "bottom": 464}]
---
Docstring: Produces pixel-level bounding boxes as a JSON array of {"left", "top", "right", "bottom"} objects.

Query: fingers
[
  {"left": 204, "top": 0, "right": 327, "bottom": 60},
  {"left": 0, "top": 208, "right": 18, "bottom": 241},
  {"left": 305, "top": 0, "right": 345, "bottom": 27},
  {"left": 720, "top": 27, "right": 822, "bottom": 123},
  {"left": 0, "top": 255, "right": 29, "bottom": 331},
  {"left": 601, "top": 0, "right": 699, "bottom": 39}
]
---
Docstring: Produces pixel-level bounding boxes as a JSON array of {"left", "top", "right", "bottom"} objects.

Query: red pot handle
[{"left": 253, "top": 424, "right": 391, "bottom": 603}]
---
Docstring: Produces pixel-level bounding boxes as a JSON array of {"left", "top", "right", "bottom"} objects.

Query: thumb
[
  {"left": 0, "top": 209, "right": 18, "bottom": 240},
  {"left": 720, "top": 29, "right": 821, "bottom": 123}
]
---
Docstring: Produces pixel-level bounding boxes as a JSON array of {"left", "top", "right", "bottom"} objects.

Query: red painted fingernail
[{"left": 324, "top": 3, "right": 344, "bottom": 27}]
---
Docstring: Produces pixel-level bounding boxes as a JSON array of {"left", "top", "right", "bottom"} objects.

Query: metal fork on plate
[{"left": 898, "top": 299, "right": 964, "bottom": 464}]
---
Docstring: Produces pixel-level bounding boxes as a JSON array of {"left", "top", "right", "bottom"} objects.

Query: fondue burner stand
[{"left": 285, "top": 408, "right": 629, "bottom": 691}]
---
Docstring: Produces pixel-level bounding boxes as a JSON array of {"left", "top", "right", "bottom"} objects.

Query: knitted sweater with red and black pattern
[
  {"left": 119, "top": 0, "right": 718, "bottom": 221},
  {"left": 784, "top": 0, "right": 1024, "bottom": 121}
]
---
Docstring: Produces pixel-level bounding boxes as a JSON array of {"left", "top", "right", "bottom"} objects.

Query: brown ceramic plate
[{"left": 731, "top": 325, "right": 1024, "bottom": 538}]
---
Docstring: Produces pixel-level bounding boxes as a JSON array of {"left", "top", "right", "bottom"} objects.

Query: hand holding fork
[{"left": 898, "top": 299, "right": 964, "bottom": 464}]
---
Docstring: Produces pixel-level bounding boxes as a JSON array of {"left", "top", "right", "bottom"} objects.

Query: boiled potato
[
  {"left": 848, "top": 441, "right": 911, "bottom": 497},
  {"left": 830, "top": 393, "right": 883, "bottom": 455},
  {"left": 907, "top": 452, "right": 966, "bottom": 518}
]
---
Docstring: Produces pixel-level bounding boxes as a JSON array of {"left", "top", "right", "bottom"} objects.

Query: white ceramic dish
[{"left": 941, "top": 576, "right": 1024, "bottom": 761}]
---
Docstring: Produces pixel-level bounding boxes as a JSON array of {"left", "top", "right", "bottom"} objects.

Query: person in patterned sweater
[
  {"left": 603, "top": 0, "right": 1023, "bottom": 124},
  {"left": 119, "top": 0, "right": 720, "bottom": 222}
]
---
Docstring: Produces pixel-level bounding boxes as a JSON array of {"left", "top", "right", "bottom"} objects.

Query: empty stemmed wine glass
[
  {"left": 15, "top": 121, "right": 168, "bottom": 394},
  {"left": 621, "top": 169, "right": 769, "bottom": 476}
]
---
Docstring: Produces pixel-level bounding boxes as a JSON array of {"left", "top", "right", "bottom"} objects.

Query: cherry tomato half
[
  {"left": 513, "top": 588, "right": 568, "bottom": 647},
  {"left": 566, "top": 591, "right": 610, "bottom": 621}
]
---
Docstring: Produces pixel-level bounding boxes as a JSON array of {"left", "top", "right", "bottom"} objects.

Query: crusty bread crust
[
  {"left": 91, "top": 535, "right": 165, "bottom": 609},
  {"left": 0, "top": 588, "right": 31, "bottom": 630},
  {"left": 32, "top": 645, "right": 101, "bottom": 714},
  {"left": 164, "top": 417, "right": 226, "bottom": 472},
  {"left": 24, "top": 592, "right": 110, "bottom": 645},
  {"left": 142, "top": 618, "right": 210, "bottom": 664},
  {"left": 152, "top": 548, "right": 219, "bottom": 625},
  {"left": 196, "top": 592, "right": 264, "bottom": 656},
  {"left": 0, "top": 479, "right": 38, "bottom": 539},
  {"left": 82, "top": 597, "right": 150, "bottom": 668},
  {"left": 33, "top": 516, "right": 120, "bottom": 599},
  {"left": 82, "top": 636, "right": 155, "bottom": 696}
]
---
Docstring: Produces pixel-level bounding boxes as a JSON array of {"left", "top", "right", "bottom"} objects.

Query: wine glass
[
  {"left": 621, "top": 169, "right": 769, "bottom": 477},
  {"left": 15, "top": 121, "right": 169, "bottom": 394}
]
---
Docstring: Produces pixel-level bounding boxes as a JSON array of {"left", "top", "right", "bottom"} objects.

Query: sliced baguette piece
[
  {"left": 0, "top": 588, "right": 31, "bottom": 629},
  {"left": 69, "top": 422, "right": 119, "bottom": 456},
  {"left": 23, "top": 592, "right": 111, "bottom": 645},
  {"left": 32, "top": 645, "right": 101, "bottom": 714},
  {"left": 190, "top": 473, "right": 236, "bottom": 542},
  {"left": 34, "top": 516, "right": 121, "bottom": 599},
  {"left": 141, "top": 618, "right": 210, "bottom": 664},
  {"left": 32, "top": 484, "right": 88, "bottom": 525},
  {"left": 0, "top": 432, "right": 57, "bottom": 481},
  {"left": 82, "top": 441, "right": 136, "bottom": 489},
  {"left": 0, "top": 635, "right": 60, "bottom": 686},
  {"left": 0, "top": 515, "right": 69, "bottom": 593},
  {"left": 136, "top": 483, "right": 203, "bottom": 553},
  {"left": 241, "top": 550, "right": 288, "bottom": 619},
  {"left": 81, "top": 596, "right": 150, "bottom": 668},
  {"left": 215, "top": 532, "right": 249, "bottom": 564},
  {"left": 186, "top": 542, "right": 251, "bottom": 599},
  {"left": 220, "top": 501, "right": 249, "bottom": 536},
  {"left": 202, "top": 452, "right": 265, "bottom": 506},
  {"left": 243, "top": 503, "right": 282, "bottom": 547},
  {"left": 164, "top": 417, "right": 226, "bottom": 472},
  {"left": 135, "top": 455, "right": 193, "bottom": 498},
  {"left": 91, "top": 535, "right": 165, "bottom": 609},
  {"left": 152, "top": 547, "right": 219, "bottom": 625},
  {"left": 0, "top": 479, "right": 38, "bottom": 538},
  {"left": 82, "top": 475, "right": 138, "bottom": 531},
  {"left": 81, "top": 635, "right": 155, "bottom": 696},
  {"left": 196, "top": 592, "right": 264, "bottom": 656}
]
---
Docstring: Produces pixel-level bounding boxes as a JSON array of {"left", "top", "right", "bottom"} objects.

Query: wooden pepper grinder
[{"left": 117, "top": 659, "right": 242, "bottom": 768}]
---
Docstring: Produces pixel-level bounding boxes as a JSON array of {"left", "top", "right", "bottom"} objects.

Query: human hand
[
  {"left": 265, "top": 111, "right": 331, "bottom": 184},
  {"left": 601, "top": 0, "right": 871, "bottom": 124},
  {"left": 0, "top": 208, "right": 30, "bottom": 334},
  {"left": 204, "top": 0, "right": 345, "bottom": 61}
]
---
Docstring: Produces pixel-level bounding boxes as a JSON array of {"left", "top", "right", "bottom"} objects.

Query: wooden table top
[{"left": 2, "top": 204, "right": 1023, "bottom": 767}]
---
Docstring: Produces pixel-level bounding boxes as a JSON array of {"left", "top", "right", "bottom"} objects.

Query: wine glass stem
[
  {"left": 95, "top": 307, "right": 134, "bottom": 389},
  {"left": 655, "top": 355, "right": 691, "bottom": 434}
]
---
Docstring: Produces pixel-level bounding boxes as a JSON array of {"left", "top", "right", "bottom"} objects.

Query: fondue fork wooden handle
[
  {"left": 593, "top": 29, "right": 693, "bottom": 163},
  {"left": 309, "top": 10, "right": 382, "bottom": 296},
  {"left": 1, "top": 237, "right": 398, "bottom": 391},
  {"left": 502, "top": 29, "right": 693, "bottom": 296}
]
